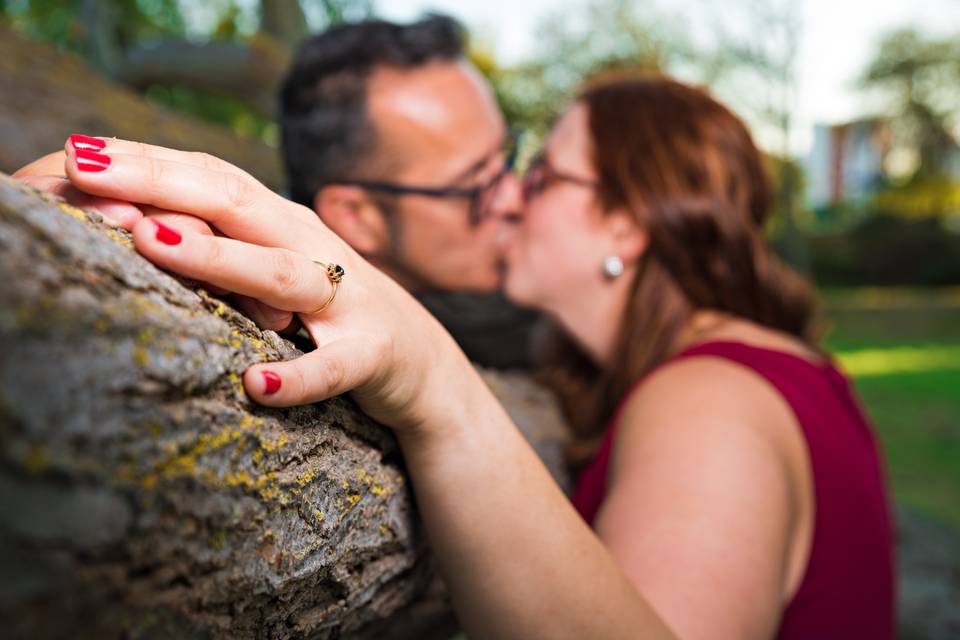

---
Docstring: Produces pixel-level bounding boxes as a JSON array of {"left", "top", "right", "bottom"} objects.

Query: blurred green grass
[{"left": 821, "top": 287, "right": 960, "bottom": 529}]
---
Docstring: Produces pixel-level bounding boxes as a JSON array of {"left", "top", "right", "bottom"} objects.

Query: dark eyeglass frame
[
  {"left": 335, "top": 129, "right": 522, "bottom": 226},
  {"left": 521, "top": 151, "right": 599, "bottom": 202}
]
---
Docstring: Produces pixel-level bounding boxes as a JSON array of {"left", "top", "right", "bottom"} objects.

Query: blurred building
[{"left": 807, "top": 118, "right": 891, "bottom": 209}]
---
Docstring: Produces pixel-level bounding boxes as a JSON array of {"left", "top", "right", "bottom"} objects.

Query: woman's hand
[
  {"left": 60, "top": 136, "right": 680, "bottom": 640},
  {"left": 14, "top": 142, "right": 299, "bottom": 333},
  {"left": 61, "top": 136, "right": 472, "bottom": 436}
]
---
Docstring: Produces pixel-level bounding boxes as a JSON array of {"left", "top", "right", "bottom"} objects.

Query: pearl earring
[{"left": 602, "top": 255, "right": 624, "bottom": 279}]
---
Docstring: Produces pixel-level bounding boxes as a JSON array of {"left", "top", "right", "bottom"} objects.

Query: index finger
[
  {"left": 64, "top": 135, "right": 255, "bottom": 182},
  {"left": 64, "top": 145, "right": 322, "bottom": 254},
  {"left": 63, "top": 136, "right": 317, "bottom": 227}
]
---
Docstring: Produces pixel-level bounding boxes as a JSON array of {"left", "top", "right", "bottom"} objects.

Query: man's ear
[
  {"left": 606, "top": 209, "right": 649, "bottom": 265},
  {"left": 312, "top": 185, "right": 391, "bottom": 256}
]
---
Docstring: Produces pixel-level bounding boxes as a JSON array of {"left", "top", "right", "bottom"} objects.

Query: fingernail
[
  {"left": 69, "top": 134, "right": 106, "bottom": 152},
  {"left": 262, "top": 370, "right": 282, "bottom": 395},
  {"left": 153, "top": 220, "right": 181, "bottom": 245},
  {"left": 75, "top": 149, "right": 111, "bottom": 172}
]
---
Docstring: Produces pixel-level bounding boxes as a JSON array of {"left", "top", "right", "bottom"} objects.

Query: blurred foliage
[
  {"left": 473, "top": 0, "right": 692, "bottom": 146},
  {"left": 701, "top": 0, "right": 801, "bottom": 150},
  {"left": 142, "top": 84, "right": 279, "bottom": 145},
  {"left": 766, "top": 155, "right": 812, "bottom": 263},
  {"left": 861, "top": 28, "right": 960, "bottom": 180},
  {"left": 796, "top": 28, "right": 960, "bottom": 286},
  {"left": 2, "top": 0, "right": 186, "bottom": 52},
  {"left": 704, "top": 0, "right": 810, "bottom": 274},
  {"left": 0, "top": 0, "right": 372, "bottom": 143},
  {"left": 851, "top": 27, "right": 960, "bottom": 257},
  {"left": 872, "top": 173, "right": 960, "bottom": 220},
  {"left": 809, "top": 214, "right": 960, "bottom": 286}
]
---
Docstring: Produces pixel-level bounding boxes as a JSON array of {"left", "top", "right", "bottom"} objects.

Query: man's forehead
[{"left": 367, "top": 60, "right": 504, "bottom": 175}]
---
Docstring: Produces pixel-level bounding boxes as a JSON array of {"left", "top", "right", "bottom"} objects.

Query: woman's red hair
[{"left": 545, "top": 74, "right": 818, "bottom": 465}]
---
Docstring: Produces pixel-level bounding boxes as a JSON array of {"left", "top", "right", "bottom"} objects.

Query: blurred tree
[
  {"left": 0, "top": 0, "right": 373, "bottom": 139},
  {"left": 872, "top": 175, "right": 960, "bottom": 219},
  {"left": 0, "top": 22, "right": 285, "bottom": 186},
  {"left": 859, "top": 29, "right": 960, "bottom": 224},
  {"left": 702, "top": 0, "right": 810, "bottom": 274},
  {"left": 480, "top": 0, "right": 812, "bottom": 274},
  {"left": 476, "top": 0, "right": 692, "bottom": 145},
  {"left": 861, "top": 28, "right": 960, "bottom": 179}
]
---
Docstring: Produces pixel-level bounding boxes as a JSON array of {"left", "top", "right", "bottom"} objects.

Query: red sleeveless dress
[{"left": 571, "top": 341, "right": 895, "bottom": 639}]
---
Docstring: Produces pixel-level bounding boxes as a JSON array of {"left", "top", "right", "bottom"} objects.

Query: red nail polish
[
  {"left": 69, "top": 134, "right": 106, "bottom": 152},
  {"left": 153, "top": 220, "right": 181, "bottom": 245},
  {"left": 75, "top": 149, "right": 111, "bottom": 172},
  {"left": 262, "top": 371, "right": 281, "bottom": 395}
]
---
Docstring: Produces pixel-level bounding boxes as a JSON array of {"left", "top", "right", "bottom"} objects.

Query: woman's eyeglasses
[
  {"left": 521, "top": 152, "right": 599, "bottom": 203},
  {"left": 335, "top": 129, "right": 521, "bottom": 226}
]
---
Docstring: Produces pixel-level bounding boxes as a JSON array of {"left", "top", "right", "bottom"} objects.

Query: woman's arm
[
  {"left": 60, "top": 137, "right": 677, "bottom": 639},
  {"left": 595, "top": 357, "right": 808, "bottom": 640},
  {"left": 58, "top": 137, "right": 805, "bottom": 640},
  {"left": 408, "top": 353, "right": 805, "bottom": 640},
  {"left": 397, "top": 370, "right": 677, "bottom": 639}
]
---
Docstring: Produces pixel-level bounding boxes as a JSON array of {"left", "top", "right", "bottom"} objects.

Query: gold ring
[{"left": 306, "top": 260, "right": 345, "bottom": 314}]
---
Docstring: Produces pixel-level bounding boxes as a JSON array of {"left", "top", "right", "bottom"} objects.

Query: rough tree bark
[{"left": 0, "top": 173, "right": 571, "bottom": 639}]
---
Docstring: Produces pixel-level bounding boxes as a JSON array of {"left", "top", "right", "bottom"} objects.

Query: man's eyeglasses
[
  {"left": 336, "top": 129, "right": 521, "bottom": 226},
  {"left": 521, "top": 152, "right": 599, "bottom": 203}
]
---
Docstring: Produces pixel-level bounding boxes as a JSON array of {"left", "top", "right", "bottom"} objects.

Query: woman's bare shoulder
[
  {"left": 595, "top": 355, "right": 810, "bottom": 640},
  {"left": 622, "top": 354, "right": 791, "bottom": 428},
  {"left": 609, "top": 352, "right": 807, "bottom": 482}
]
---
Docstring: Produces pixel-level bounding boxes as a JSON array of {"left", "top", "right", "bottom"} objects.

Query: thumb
[{"left": 15, "top": 175, "right": 143, "bottom": 229}]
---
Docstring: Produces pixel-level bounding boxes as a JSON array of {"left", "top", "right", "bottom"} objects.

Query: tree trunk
[
  {"left": 0, "top": 25, "right": 284, "bottom": 191},
  {"left": 113, "top": 37, "right": 290, "bottom": 118},
  {"left": 0, "top": 174, "right": 571, "bottom": 639}
]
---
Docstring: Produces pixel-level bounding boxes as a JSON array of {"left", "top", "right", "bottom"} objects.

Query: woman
[
  {"left": 35, "top": 74, "right": 893, "bottom": 638},
  {"left": 502, "top": 77, "right": 895, "bottom": 638}
]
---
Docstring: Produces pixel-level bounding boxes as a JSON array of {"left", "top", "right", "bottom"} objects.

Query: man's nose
[{"left": 487, "top": 172, "right": 524, "bottom": 223}]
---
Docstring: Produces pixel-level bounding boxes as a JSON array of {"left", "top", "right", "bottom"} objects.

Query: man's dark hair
[{"left": 279, "top": 14, "right": 466, "bottom": 206}]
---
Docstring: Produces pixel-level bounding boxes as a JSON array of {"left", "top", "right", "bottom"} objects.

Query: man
[
  {"left": 281, "top": 15, "right": 515, "bottom": 293},
  {"left": 278, "top": 15, "right": 538, "bottom": 366},
  {"left": 16, "top": 14, "right": 538, "bottom": 367}
]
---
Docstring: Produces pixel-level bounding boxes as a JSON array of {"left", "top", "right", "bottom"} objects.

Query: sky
[{"left": 375, "top": 0, "right": 960, "bottom": 157}]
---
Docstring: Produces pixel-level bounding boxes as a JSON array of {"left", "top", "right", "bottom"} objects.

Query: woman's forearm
[
  {"left": 396, "top": 361, "right": 675, "bottom": 640},
  {"left": 50, "top": 134, "right": 670, "bottom": 637}
]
